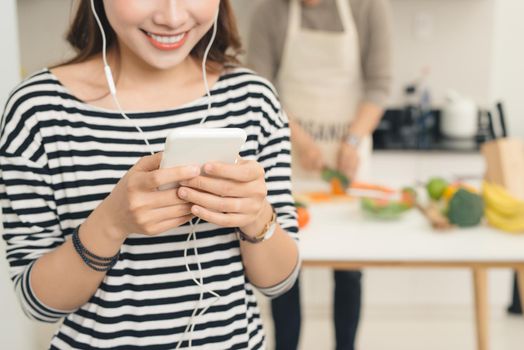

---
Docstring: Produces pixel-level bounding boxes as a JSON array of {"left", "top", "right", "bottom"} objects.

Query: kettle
[{"left": 440, "top": 90, "right": 478, "bottom": 138}]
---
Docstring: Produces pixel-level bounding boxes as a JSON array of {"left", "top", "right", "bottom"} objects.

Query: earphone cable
[{"left": 90, "top": 0, "right": 155, "bottom": 156}]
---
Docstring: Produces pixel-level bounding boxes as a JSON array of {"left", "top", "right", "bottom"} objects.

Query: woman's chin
[{"left": 139, "top": 53, "right": 193, "bottom": 72}]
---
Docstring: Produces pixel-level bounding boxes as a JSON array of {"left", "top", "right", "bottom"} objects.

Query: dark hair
[{"left": 61, "top": 0, "right": 242, "bottom": 72}]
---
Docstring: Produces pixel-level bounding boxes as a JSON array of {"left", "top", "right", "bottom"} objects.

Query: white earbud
[{"left": 90, "top": 1, "right": 222, "bottom": 348}]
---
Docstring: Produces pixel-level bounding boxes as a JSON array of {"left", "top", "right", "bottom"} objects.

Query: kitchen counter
[
  {"left": 300, "top": 201, "right": 524, "bottom": 264},
  {"left": 296, "top": 150, "right": 523, "bottom": 350},
  {"left": 297, "top": 150, "right": 518, "bottom": 263}
]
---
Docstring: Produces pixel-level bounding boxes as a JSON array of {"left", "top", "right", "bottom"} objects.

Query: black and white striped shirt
[{"left": 0, "top": 67, "right": 299, "bottom": 349}]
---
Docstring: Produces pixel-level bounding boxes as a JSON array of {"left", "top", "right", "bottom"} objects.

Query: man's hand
[{"left": 337, "top": 142, "right": 360, "bottom": 181}]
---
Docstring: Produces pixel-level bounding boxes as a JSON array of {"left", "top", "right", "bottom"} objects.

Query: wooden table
[{"left": 296, "top": 152, "right": 524, "bottom": 350}]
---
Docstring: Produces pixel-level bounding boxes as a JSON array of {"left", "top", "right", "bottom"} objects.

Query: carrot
[
  {"left": 331, "top": 178, "right": 346, "bottom": 195},
  {"left": 307, "top": 192, "right": 332, "bottom": 202},
  {"left": 350, "top": 182, "right": 395, "bottom": 194}
]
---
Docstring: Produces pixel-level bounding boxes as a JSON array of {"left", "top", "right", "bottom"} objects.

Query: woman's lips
[{"left": 142, "top": 30, "right": 188, "bottom": 51}]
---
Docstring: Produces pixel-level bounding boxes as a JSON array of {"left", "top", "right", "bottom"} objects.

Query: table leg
[
  {"left": 516, "top": 267, "right": 524, "bottom": 318},
  {"left": 473, "top": 268, "right": 489, "bottom": 350}
]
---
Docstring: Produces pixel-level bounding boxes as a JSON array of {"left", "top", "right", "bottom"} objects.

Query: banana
[
  {"left": 485, "top": 206, "right": 524, "bottom": 233},
  {"left": 482, "top": 181, "right": 524, "bottom": 217}
]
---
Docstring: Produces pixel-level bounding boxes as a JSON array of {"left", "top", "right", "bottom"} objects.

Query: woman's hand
[
  {"left": 99, "top": 152, "right": 201, "bottom": 241},
  {"left": 337, "top": 142, "right": 360, "bottom": 181},
  {"left": 177, "top": 159, "right": 270, "bottom": 237}
]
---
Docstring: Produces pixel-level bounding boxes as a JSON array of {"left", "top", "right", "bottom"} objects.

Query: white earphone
[{"left": 90, "top": 1, "right": 221, "bottom": 348}]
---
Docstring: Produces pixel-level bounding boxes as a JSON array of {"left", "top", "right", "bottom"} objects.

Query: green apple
[{"left": 426, "top": 177, "right": 449, "bottom": 201}]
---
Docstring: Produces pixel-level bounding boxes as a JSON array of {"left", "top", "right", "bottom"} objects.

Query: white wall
[
  {"left": 0, "top": 2, "right": 38, "bottom": 348},
  {"left": 17, "top": 0, "right": 73, "bottom": 75},
  {"left": 491, "top": 0, "right": 524, "bottom": 138},
  {"left": 389, "top": 0, "right": 496, "bottom": 107},
  {"left": 0, "top": 0, "right": 21, "bottom": 107}
]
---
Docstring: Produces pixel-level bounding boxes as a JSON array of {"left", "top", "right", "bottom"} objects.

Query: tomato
[
  {"left": 297, "top": 207, "right": 310, "bottom": 229},
  {"left": 401, "top": 187, "right": 417, "bottom": 207}
]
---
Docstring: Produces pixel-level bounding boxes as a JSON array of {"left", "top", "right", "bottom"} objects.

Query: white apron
[{"left": 276, "top": 0, "right": 372, "bottom": 182}]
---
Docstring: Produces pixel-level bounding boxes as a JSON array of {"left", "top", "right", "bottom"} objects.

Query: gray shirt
[{"left": 247, "top": 0, "right": 393, "bottom": 107}]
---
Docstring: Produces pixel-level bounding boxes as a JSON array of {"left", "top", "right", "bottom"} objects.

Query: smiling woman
[{"left": 0, "top": 0, "right": 299, "bottom": 349}]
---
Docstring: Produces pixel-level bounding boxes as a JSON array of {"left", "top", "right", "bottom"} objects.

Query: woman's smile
[{"left": 141, "top": 29, "right": 188, "bottom": 51}]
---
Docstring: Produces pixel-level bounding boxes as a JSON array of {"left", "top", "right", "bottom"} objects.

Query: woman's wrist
[
  {"left": 81, "top": 201, "right": 127, "bottom": 257},
  {"left": 239, "top": 200, "right": 273, "bottom": 238}
]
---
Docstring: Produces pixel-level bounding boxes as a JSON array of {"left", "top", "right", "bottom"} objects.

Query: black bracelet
[
  {"left": 72, "top": 228, "right": 115, "bottom": 261},
  {"left": 72, "top": 225, "right": 120, "bottom": 272}
]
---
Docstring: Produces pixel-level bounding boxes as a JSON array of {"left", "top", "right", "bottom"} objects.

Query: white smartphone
[{"left": 159, "top": 128, "right": 247, "bottom": 190}]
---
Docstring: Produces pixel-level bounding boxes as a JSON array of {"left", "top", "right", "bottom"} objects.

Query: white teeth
[{"left": 147, "top": 32, "right": 185, "bottom": 45}]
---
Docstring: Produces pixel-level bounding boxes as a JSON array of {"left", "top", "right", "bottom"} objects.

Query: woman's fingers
[
  {"left": 146, "top": 214, "right": 194, "bottom": 235},
  {"left": 202, "top": 159, "right": 264, "bottom": 182},
  {"left": 133, "top": 204, "right": 192, "bottom": 234},
  {"left": 130, "top": 164, "right": 201, "bottom": 191},
  {"left": 129, "top": 152, "right": 202, "bottom": 191},
  {"left": 191, "top": 205, "right": 250, "bottom": 228},
  {"left": 148, "top": 204, "right": 193, "bottom": 222},
  {"left": 147, "top": 188, "right": 188, "bottom": 208},
  {"left": 179, "top": 176, "right": 255, "bottom": 198},
  {"left": 178, "top": 186, "right": 259, "bottom": 215},
  {"left": 132, "top": 152, "right": 163, "bottom": 172}
]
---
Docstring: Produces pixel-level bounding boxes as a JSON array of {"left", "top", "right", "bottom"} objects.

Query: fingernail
[
  {"left": 179, "top": 180, "right": 188, "bottom": 186},
  {"left": 178, "top": 188, "right": 187, "bottom": 198},
  {"left": 204, "top": 164, "right": 213, "bottom": 173},
  {"left": 192, "top": 206, "right": 200, "bottom": 215}
]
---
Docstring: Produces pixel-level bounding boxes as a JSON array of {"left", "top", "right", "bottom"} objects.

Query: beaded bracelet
[{"left": 72, "top": 225, "right": 119, "bottom": 272}]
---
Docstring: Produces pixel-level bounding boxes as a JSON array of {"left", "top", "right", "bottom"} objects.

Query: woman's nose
[{"left": 152, "top": 0, "right": 189, "bottom": 30}]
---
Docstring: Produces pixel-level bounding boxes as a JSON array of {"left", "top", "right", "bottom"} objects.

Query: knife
[
  {"left": 496, "top": 101, "right": 508, "bottom": 138},
  {"left": 487, "top": 110, "right": 497, "bottom": 140}
]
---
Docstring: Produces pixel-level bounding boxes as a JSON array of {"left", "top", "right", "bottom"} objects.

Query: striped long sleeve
[
  {"left": 250, "top": 82, "right": 300, "bottom": 298},
  {"left": 0, "top": 89, "right": 70, "bottom": 322}
]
